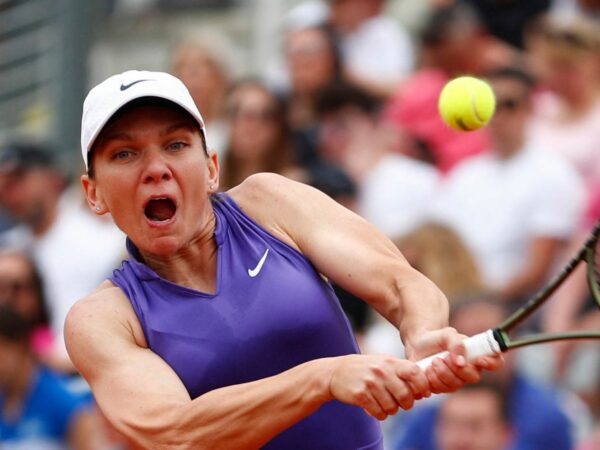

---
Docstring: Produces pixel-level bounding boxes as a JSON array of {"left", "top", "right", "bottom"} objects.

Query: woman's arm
[
  {"left": 65, "top": 286, "right": 430, "bottom": 449},
  {"left": 231, "top": 174, "right": 501, "bottom": 388}
]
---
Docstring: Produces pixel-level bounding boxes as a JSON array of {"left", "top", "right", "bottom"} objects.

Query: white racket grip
[{"left": 416, "top": 329, "right": 502, "bottom": 370}]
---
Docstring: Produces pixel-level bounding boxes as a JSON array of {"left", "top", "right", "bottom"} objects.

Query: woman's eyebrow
[
  {"left": 97, "top": 131, "right": 133, "bottom": 147},
  {"left": 97, "top": 121, "right": 197, "bottom": 148},
  {"left": 162, "top": 122, "right": 198, "bottom": 136}
]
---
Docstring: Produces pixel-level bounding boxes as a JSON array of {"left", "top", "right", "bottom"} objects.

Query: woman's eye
[
  {"left": 113, "top": 149, "right": 133, "bottom": 160},
  {"left": 168, "top": 141, "right": 187, "bottom": 151}
]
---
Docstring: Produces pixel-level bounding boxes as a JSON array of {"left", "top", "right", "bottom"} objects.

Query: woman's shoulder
[
  {"left": 76, "top": 280, "right": 125, "bottom": 306},
  {"left": 226, "top": 173, "right": 317, "bottom": 251},
  {"left": 65, "top": 280, "right": 146, "bottom": 348},
  {"left": 227, "top": 172, "right": 304, "bottom": 217},
  {"left": 228, "top": 172, "right": 291, "bottom": 199},
  {"left": 64, "top": 281, "right": 148, "bottom": 385}
]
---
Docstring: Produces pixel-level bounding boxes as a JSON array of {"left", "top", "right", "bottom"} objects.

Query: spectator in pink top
[
  {"left": 526, "top": 14, "right": 600, "bottom": 193},
  {"left": 383, "top": 3, "right": 517, "bottom": 173}
]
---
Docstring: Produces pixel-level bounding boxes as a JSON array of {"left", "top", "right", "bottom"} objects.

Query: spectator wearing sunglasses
[
  {"left": 0, "top": 250, "right": 52, "bottom": 362},
  {"left": 382, "top": 2, "right": 519, "bottom": 173},
  {"left": 427, "top": 65, "right": 585, "bottom": 304}
]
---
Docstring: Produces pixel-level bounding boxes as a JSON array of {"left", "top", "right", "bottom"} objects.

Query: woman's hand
[
  {"left": 327, "top": 354, "right": 431, "bottom": 420},
  {"left": 404, "top": 327, "right": 504, "bottom": 394}
]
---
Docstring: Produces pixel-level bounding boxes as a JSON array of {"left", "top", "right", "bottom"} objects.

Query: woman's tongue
[{"left": 145, "top": 199, "right": 176, "bottom": 222}]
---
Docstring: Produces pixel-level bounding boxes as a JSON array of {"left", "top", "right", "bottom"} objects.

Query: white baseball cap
[{"left": 80, "top": 70, "right": 206, "bottom": 170}]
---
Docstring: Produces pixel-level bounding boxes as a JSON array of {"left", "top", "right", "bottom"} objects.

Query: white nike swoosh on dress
[{"left": 248, "top": 249, "right": 270, "bottom": 277}]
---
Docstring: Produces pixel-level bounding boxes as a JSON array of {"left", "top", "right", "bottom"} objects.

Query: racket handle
[{"left": 416, "top": 329, "right": 502, "bottom": 370}]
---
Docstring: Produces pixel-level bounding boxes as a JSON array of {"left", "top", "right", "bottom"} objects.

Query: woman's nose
[{"left": 142, "top": 149, "right": 172, "bottom": 184}]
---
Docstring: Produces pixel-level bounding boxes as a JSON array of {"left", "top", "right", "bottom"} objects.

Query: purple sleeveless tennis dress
[{"left": 110, "top": 193, "right": 383, "bottom": 449}]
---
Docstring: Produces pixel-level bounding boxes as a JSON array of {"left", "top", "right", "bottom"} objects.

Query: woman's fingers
[
  {"left": 426, "top": 356, "right": 482, "bottom": 393},
  {"left": 329, "top": 355, "right": 431, "bottom": 420}
]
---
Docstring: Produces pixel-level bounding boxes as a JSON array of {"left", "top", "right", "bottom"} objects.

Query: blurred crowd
[{"left": 1, "top": 0, "right": 599, "bottom": 448}]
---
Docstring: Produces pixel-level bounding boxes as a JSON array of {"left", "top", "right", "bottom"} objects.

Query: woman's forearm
[
  {"left": 382, "top": 267, "right": 450, "bottom": 349},
  {"left": 129, "top": 358, "right": 333, "bottom": 450}
]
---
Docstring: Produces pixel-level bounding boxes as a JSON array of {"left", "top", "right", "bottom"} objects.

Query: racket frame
[
  {"left": 495, "top": 221, "right": 600, "bottom": 350},
  {"left": 416, "top": 220, "right": 600, "bottom": 368}
]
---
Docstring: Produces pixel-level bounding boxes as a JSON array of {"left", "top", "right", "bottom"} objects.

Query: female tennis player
[{"left": 65, "top": 70, "right": 501, "bottom": 450}]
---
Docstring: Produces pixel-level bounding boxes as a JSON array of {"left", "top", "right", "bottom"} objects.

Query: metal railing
[{"left": 0, "top": 0, "right": 56, "bottom": 140}]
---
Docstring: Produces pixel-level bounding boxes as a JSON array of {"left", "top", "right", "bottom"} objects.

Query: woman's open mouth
[{"left": 144, "top": 197, "right": 177, "bottom": 223}]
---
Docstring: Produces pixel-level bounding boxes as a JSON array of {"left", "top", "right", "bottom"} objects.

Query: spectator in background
[
  {"left": 0, "top": 305, "right": 107, "bottom": 449},
  {"left": 428, "top": 66, "right": 585, "bottom": 303},
  {"left": 0, "top": 141, "right": 125, "bottom": 371},
  {"left": 550, "top": 0, "right": 600, "bottom": 19},
  {"left": 326, "top": 0, "right": 415, "bottom": 99},
  {"left": 392, "top": 295, "right": 574, "bottom": 450},
  {"left": 0, "top": 250, "right": 54, "bottom": 366},
  {"left": 383, "top": 2, "right": 517, "bottom": 173},
  {"left": 219, "top": 80, "right": 301, "bottom": 190},
  {"left": 435, "top": 377, "right": 513, "bottom": 450},
  {"left": 283, "top": 23, "right": 344, "bottom": 166},
  {"left": 526, "top": 14, "right": 600, "bottom": 194},
  {"left": 315, "top": 82, "right": 439, "bottom": 239},
  {"left": 394, "top": 222, "right": 484, "bottom": 305},
  {"left": 578, "top": 422, "right": 600, "bottom": 450},
  {"left": 430, "top": 0, "right": 551, "bottom": 49},
  {"left": 304, "top": 162, "right": 358, "bottom": 211},
  {"left": 266, "top": 0, "right": 413, "bottom": 101},
  {"left": 169, "top": 34, "right": 234, "bottom": 157},
  {"left": 284, "top": 23, "right": 343, "bottom": 130},
  {"left": 0, "top": 209, "right": 14, "bottom": 234},
  {"left": 261, "top": 1, "right": 329, "bottom": 95}
]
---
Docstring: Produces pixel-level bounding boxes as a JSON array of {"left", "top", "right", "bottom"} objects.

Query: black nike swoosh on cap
[{"left": 119, "top": 79, "right": 152, "bottom": 91}]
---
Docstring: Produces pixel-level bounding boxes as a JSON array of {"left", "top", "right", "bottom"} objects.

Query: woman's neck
[{"left": 140, "top": 210, "right": 219, "bottom": 293}]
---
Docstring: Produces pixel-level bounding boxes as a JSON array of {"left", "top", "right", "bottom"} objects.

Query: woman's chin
[{"left": 141, "top": 236, "right": 184, "bottom": 257}]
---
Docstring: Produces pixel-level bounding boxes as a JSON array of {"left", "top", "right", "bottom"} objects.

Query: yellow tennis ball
[{"left": 438, "top": 76, "right": 496, "bottom": 131}]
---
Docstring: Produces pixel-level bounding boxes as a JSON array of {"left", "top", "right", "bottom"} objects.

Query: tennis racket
[{"left": 417, "top": 219, "right": 600, "bottom": 369}]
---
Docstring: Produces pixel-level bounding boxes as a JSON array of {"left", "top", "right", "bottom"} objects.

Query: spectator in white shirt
[
  {"left": 316, "top": 82, "right": 440, "bottom": 239},
  {"left": 428, "top": 66, "right": 585, "bottom": 302},
  {"left": 0, "top": 141, "right": 125, "bottom": 371},
  {"left": 327, "top": 0, "right": 415, "bottom": 99}
]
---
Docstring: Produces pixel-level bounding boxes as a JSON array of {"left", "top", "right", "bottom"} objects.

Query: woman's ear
[
  {"left": 81, "top": 174, "right": 106, "bottom": 214},
  {"left": 207, "top": 151, "right": 220, "bottom": 193}
]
